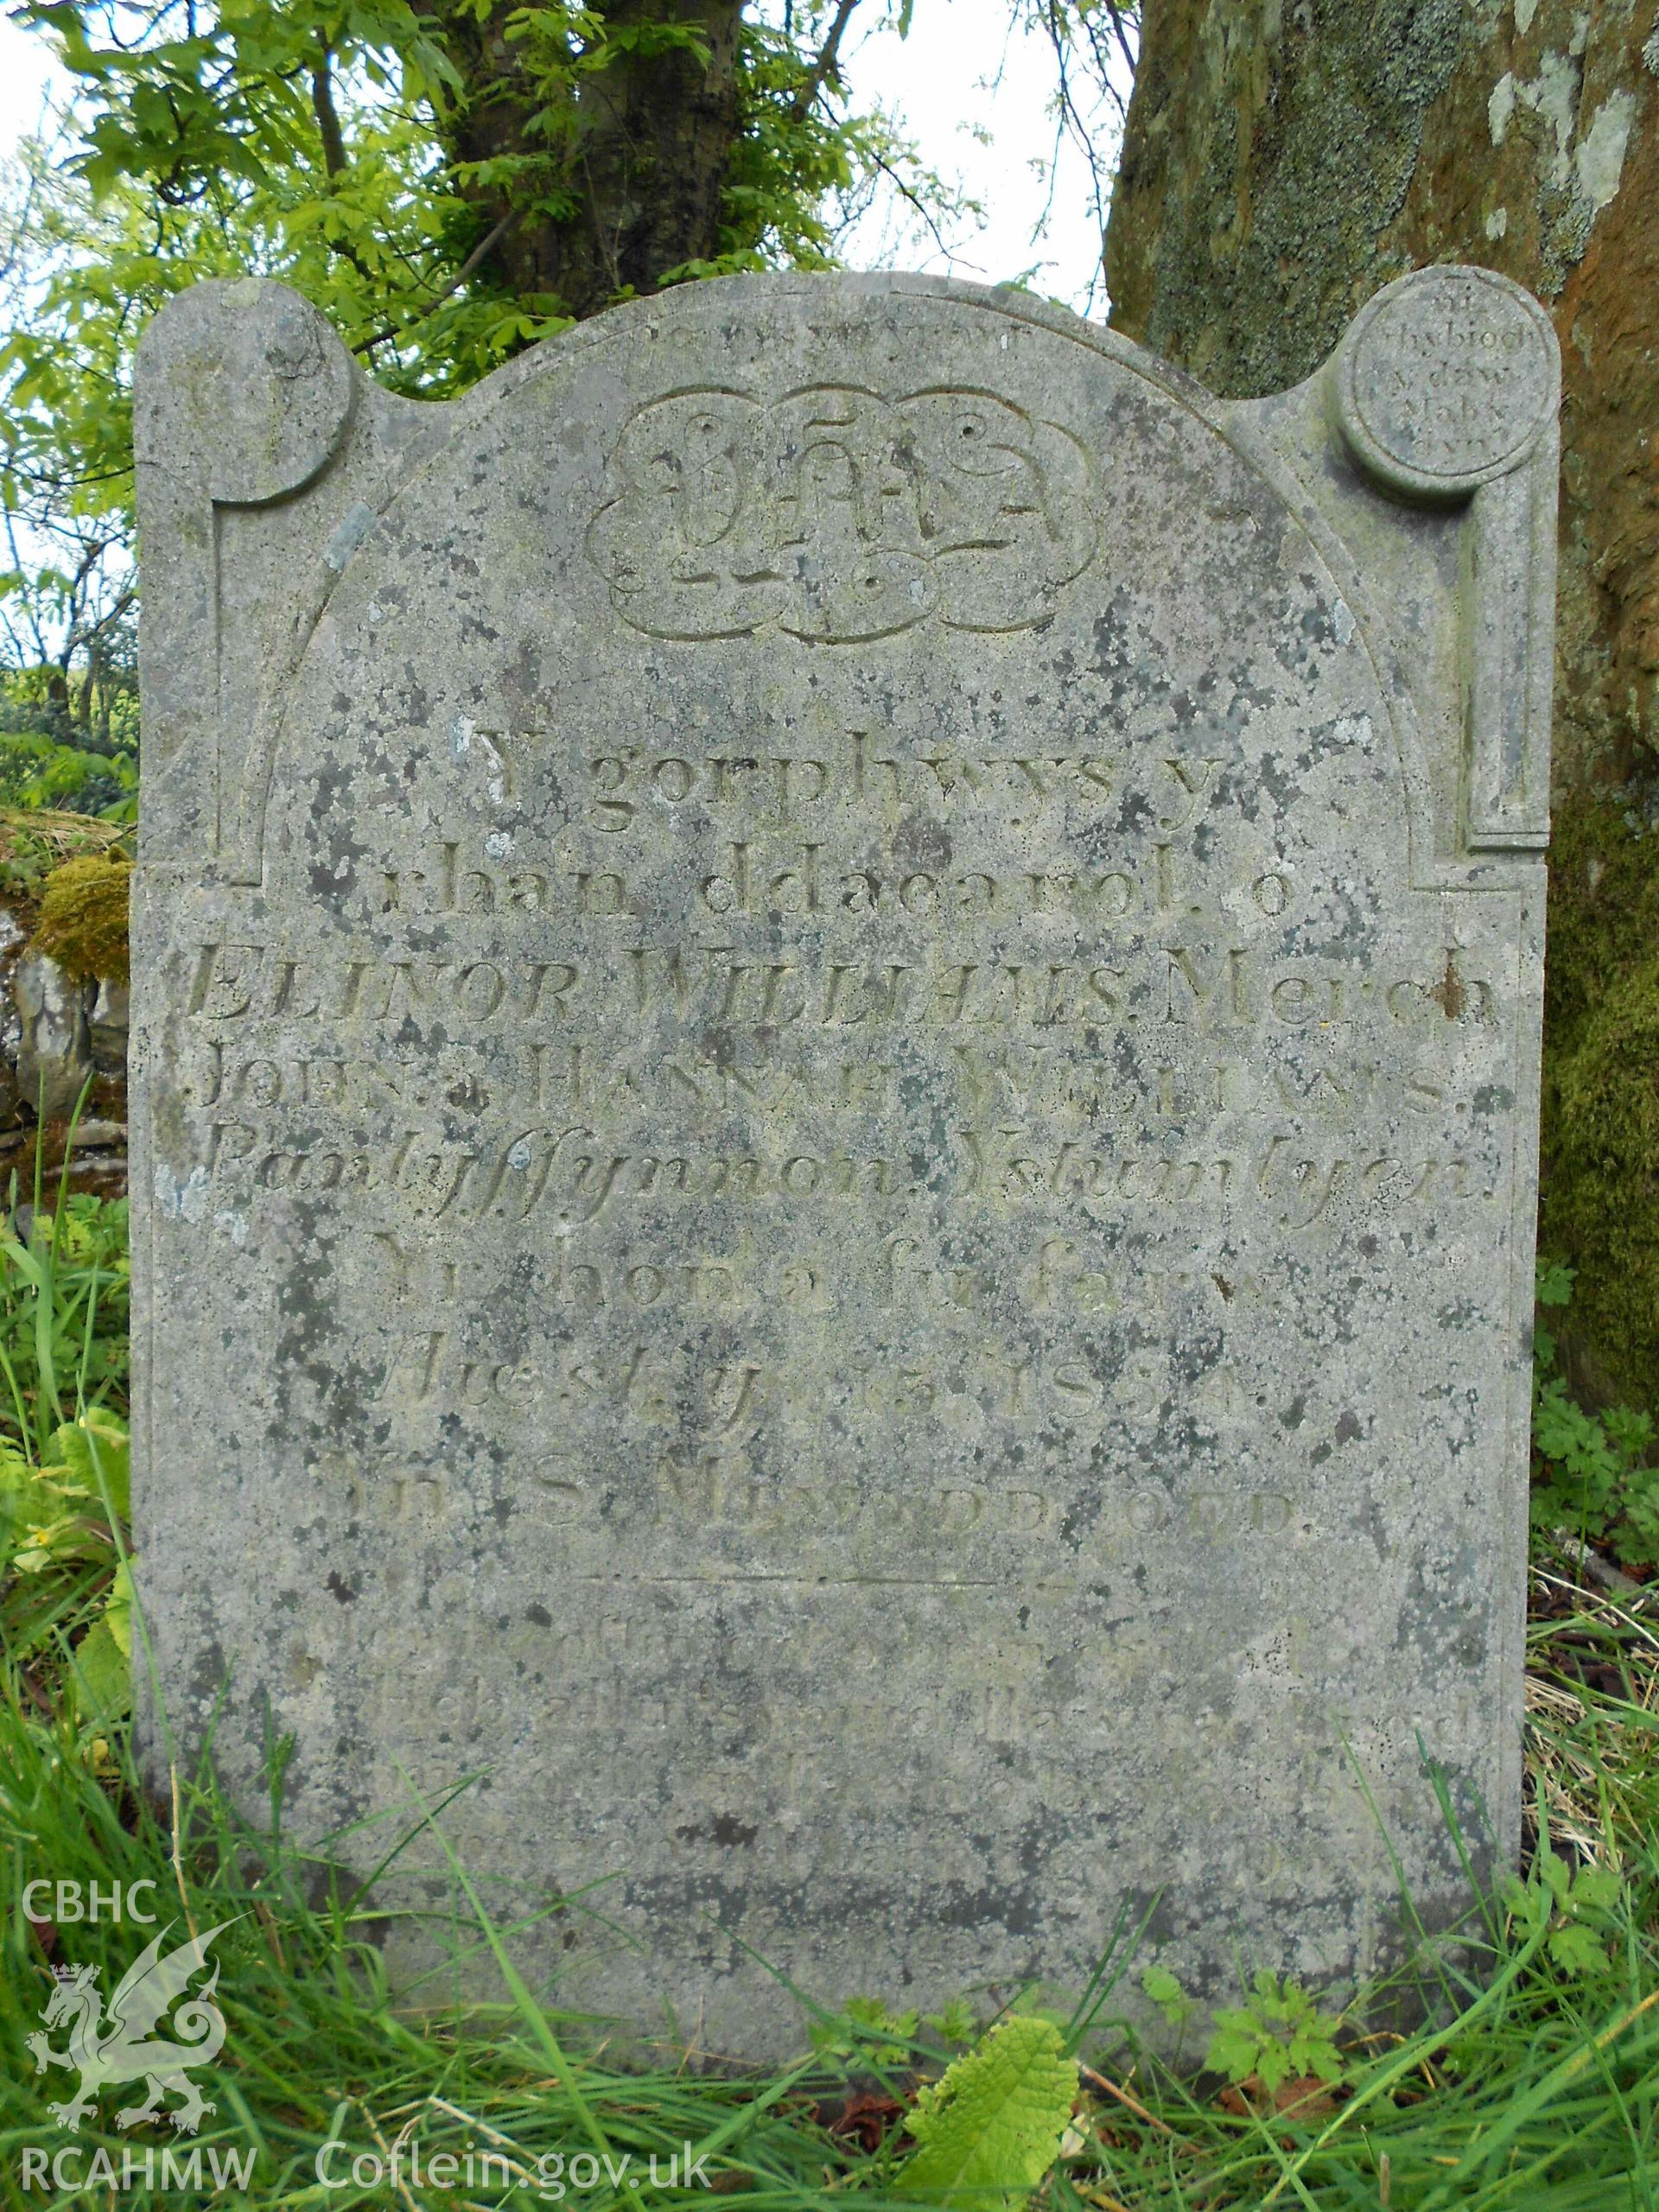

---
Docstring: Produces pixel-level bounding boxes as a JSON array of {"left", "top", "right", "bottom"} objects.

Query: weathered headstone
[{"left": 132, "top": 265, "right": 1558, "bottom": 2050}]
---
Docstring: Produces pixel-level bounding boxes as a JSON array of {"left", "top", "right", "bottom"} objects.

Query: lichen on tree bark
[{"left": 1106, "top": 0, "right": 1659, "bottom": 1404}]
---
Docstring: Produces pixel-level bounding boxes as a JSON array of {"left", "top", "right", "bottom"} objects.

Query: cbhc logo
[{"left": 22, "top": 1881, "right": 159, "bottom": 1924}]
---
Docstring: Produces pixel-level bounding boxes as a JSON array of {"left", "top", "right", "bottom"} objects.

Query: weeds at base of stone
[{"left": 0, "top": 1211, "right": 1656, "bottom": 2209}]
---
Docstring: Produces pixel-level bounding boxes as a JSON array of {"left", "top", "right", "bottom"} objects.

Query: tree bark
[
  {"left": 430, "top": 0, "right": 747, "bottom": 321},
  {"left": 1105, "top": 0, "right": 1659, "bottom": 1405}
]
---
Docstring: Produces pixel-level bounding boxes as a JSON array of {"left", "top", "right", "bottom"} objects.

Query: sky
[
  {"left": 0, "top": 13, "right": 56, "bottom": 148},
  {"left": 0, "top": 1, "right": 1120, "bottom": 316},
  {"left": 834, "top": 3, "right": 1121, "bottom": 313}
]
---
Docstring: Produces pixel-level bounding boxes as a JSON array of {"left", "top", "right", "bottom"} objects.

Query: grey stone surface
[
  {"left": 90, "top": 979, "right": 130, "bottom": 1077},
  {"left": 130, "top": 267, "right": 1558, "bottom": 2054},
  {"left": 0, "top": 1056, "right": 21, "bottom": 1139},
  {"left": 14, "top": 953, "right": 92, "bottom": 1122},
  {"left": 0, "top": 907, "right": 27, "bottom": 1128}
]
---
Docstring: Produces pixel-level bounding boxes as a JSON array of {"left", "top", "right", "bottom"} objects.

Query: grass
[{"left": 1, "top": 1196, "right": 1656, "bottom": 2209}]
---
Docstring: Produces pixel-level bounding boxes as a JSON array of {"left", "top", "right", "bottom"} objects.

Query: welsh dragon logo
[{"left": 26, "top": 1920, "right": 232, "bottom": 2134}]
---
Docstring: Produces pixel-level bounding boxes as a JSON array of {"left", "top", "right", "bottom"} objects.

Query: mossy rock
[
  {"left": 30, "top": 852, "right": 131, "bottom": 984},
  {"left": 1541, "top": 797, "right": 1659, "bottom": 1408},
  {"left": 1548, "top": 954, "right": 1659, "bottom": 1397}
]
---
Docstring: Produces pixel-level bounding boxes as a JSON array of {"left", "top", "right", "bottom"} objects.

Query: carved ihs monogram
[{"left": 585, "top": 385, "right": 1097, "bottom": 642}]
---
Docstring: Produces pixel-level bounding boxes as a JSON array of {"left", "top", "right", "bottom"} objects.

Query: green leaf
[
  {"left": 54, "top": 1408, "right": 130, "bottom": 1520},
  {"left": 1205, "top": 1977, "right": 1347, "bottom": 2090},
  {"left": 1620, "top": 1476, "right": 1659, "bottom": 1554},
  {"left": 1205, "top": 2023, "right": 1262, "bottom": 2083},
  {"left": 1548, "top": 1923, "right": 1609, "bottom": 1976},
  {"left": 925, "top": 1998, "right": 979, "bottom": 2044},
  {"left": 896, "top": 2016, "right": 1078, "bottom": 2211},
  {"left": 809, "top": 1993, "right": 917, "bottom": 2063},
  {"left": 105, "top": 1555, "right": 135, "bottom": 1657},
  {"left": 1569, "top": 1863, "right": 1623, "bottom": 1913},
  {"left": 71, "top": 1615, "right": 130, "bottom": 1721},
  {"left": 0, "top": 1447, "right": 31, "bottom": 1566},
  {"left": 1287, "top": 2024, "right": 1344, "bottom": 2082},
  {"left": 1253, "top": 2040, "right": 1291, "bottom": 2092},
  {"left": 1140, "top": 1964, "right": 1193, "bottom": 2030}
]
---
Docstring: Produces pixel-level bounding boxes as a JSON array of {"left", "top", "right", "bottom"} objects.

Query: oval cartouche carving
[{"left": 585, "top": 384, "right": 1097, "bottom": 640}]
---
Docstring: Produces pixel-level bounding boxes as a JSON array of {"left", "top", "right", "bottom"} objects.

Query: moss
[
  {"left": 1108, "top": 0, "right": 1473, "bottom": 393},
  {"left": 1541, "top": 796, "right": 1659, "bottom": 1406},
  {"left": 30, "top": 852, "right": 130, "bottom": 985},
  {"left": 1548, "top": 958, "right": 1659, "bottom": 1402},
  {"left": 0, "top": 807, "right": 127, "bottom": 923}
]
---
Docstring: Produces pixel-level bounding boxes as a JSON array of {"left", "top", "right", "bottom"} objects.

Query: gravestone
[{"left": 132, "top": 264, "right": 1558, "bottom": 2051}]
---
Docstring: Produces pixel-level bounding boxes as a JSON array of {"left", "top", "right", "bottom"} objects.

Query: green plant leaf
[
  {"left": 1205, "top": 1976, "right": 1347, "bottom": 2091},
  {"left": 1141, "top": 1964, "right": 1194, "bottom": 2030},
  {"left": 896, "top": 2015, "right": 1078, "bottom": 2210},
  {"left": 1548, "top": 1923, "right": 1609, "bottom": 1975},
  {"left": 1287, "top": 2024, "right": 1345, "bottom": 2082},
  {"left": 925, "top": 1998, "right": 979, "bottom": 2044},
  {"left": 71, "top": 1613, "right": 130, "bottom": 1721},
  {"left": 54, "top": 1407, "right": 130, "bottom": 1521},
  {"left": 1205, "top": 2021, "right": 1262, "bottom": 2083},
  {"left": 1254, "top": 2040, "right": 1291, "bottom": 2092},
  {"left": 1570, "top": 1863, "right": 1623, "bottom": 1912},
  {"left": 0, "top": 1446, "right": 30, "bottom": 1567},
  {"left": 105, "top": 1554, "right": 135, "bottom": 1657}
]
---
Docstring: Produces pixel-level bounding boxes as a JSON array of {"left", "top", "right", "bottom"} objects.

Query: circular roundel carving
[
  {"left": 209, "top": 283, "right": 355, "bottom": 507},
  {"left": 1332, "top": 265, "right": 1557, "bottom": 499},
  {"left": 143, "top": 278, "right": 356, "bottom": 509}
]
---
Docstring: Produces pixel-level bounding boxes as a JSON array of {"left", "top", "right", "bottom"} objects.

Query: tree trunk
[
  {"left": 1105, "top": 0, "right": 1659, "bottom": 1406},
  {"left": 430, "top": 0, "right": 747, "bottom": 321}
]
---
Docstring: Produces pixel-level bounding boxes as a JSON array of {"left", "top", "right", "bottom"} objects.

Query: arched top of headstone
[{"left": 139, "top": 267, "right": 1468, "bottom": 889}]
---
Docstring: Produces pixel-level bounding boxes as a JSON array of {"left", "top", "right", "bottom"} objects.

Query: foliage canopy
[{"left": 0, "top": 3, "right": 1127, "bottom": 680}]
